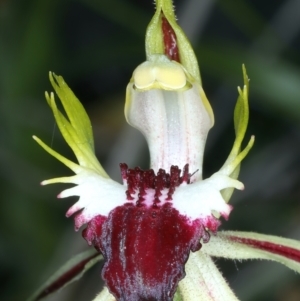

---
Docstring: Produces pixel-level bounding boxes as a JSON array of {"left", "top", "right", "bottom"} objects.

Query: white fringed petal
[
  {"left": 172, "top": 172, "right": 244, "bottom": 221},
  {"left": 55, "top": 171, "right": 126, "bottom": 229}
]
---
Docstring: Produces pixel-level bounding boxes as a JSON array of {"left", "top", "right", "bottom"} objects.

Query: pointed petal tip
[
  {"left": 74, "top": 213, "right": 89, "bottom": 230},
  {"left": 223, "top": 204, "right": 233, "bottom": 221},
  {"left": 48, "top": 71, "right": 57, "bottom": 81},
  {"left": 66, "top": 208, "right": 89, "bottom": 231},
  {"left": 66, "top": 206, "right": 79, "bottom": 217},
  {"left": 41, "top": 179, "right": 52, "bottom": 185}
]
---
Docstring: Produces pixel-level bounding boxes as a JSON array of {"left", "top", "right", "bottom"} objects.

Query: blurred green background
[{"left": 1, "top": 0, "right": 300, "bottom": 300}]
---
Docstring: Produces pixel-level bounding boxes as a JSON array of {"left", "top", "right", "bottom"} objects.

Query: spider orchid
[{"left": 32, "top": 0, "right": 300, "bottom": 300}]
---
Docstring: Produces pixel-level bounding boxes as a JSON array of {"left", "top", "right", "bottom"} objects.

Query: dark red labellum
[{"left": 82, "top": 165, "right": 210, "bottom": 301}]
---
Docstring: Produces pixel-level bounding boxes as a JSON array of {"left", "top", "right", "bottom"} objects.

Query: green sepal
[
  {"left": 233, "top": 64, "right": 250, "bottom": 150},
  {"left": 203, "top": 231, "right": 300, "bottom": 274},
  {"left": 145, "top": 0, "right": 201, "bottom": 84},
  {"left": 49, "top": 72, "right": 94, "bottom": 151},
  {"left": 27, "top": 249, "right": 102, "bottom": 301},
  {"left": 39, "top": 72, "right": 109, "bottom": 178},
  {"left": 221, "top": 65, "right": 254, "bottom": 202},
  {"left": 178, "top": 252, "right": 240, "bottom": 300},
  {"left": 173, "top": 288, "right": 183, "bottom": 301}
]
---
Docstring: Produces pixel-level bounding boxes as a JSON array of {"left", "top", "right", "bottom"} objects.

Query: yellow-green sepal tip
[
  {"left": 221, "top": 65, "right": 254, "bottom": 202},
  {"left": 146, "top": 0, "right": 202, "bottom": 85},
  {"left": 32, "top": 135, "right": 80, "bottom": 174},
  {"left": 33, "top": 72, "right": 110, "bottom": 180}
]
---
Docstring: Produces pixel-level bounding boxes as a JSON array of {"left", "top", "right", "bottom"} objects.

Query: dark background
[{"left": 1, "top": 0, "right": 300, "bottom": 300}]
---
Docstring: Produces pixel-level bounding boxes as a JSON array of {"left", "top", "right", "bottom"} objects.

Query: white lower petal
[
  {"left": 53, "top": 169, "right": 126, "bottom": 229},
  {"left": 172, "top": 172, "right": 243, "bottom": 222}
]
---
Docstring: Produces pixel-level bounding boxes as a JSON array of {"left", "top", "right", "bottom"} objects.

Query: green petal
[
  {"left": 27, "top": 249, "right": 102, "bottom": 301},
  {"left": 220, "top": 65, "right": 254, "bottom": 202},
  {"left": 49, "top": 72, "right": 94, "bottom": 149},
  {"left": 202, "top": 231, "right": 300, "bottom": 274},
  {"left": 35, "top": 73, "right": 109, "bottom": 178},
  {"left": 178, "top": 251, "right": 240, "bottom": 301},
  {"left": 33, "top": 135, "right": 80, "bottom": 174},
  {"left": 146, "top": 0, "right": 201, "bottom": 84}
]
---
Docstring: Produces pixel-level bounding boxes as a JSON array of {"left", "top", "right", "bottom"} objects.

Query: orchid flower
[{"left": 31, "top": 0, "right": 300, "bottom": 300}]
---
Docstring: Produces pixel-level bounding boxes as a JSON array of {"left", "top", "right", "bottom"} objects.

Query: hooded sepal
[
  {"left": 146, "top": 0, "right": 201, "bottom": 84},
  {"left": 125, "top": 55, "right": 213, "bottom": 180}
]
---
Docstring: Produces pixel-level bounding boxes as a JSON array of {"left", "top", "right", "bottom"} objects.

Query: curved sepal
[
  {"left": 27, "top": 249, "right": 102, "bottom": 301},
  {"left": 220, "top": 65, "right": 254, "bottom": 202},
  {"left": 202, "top": 231, "right": 300, "bottom": 273},
  {"left": 33, "top": 135, "right": 81, "bottom": 175},
  {"left": 178, "top": 251, "right": 240, "bottom": 301},
  {"left": 34, "top": 72, "right": 109, "bottom": 178},
  {"left": 146, "top": 0, "right": 201, "bottom": 84}
]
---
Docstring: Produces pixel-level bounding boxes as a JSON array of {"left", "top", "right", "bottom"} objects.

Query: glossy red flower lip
[
  {"left": 83, "top": 165, "right": 207, "bottom": 301},
  {"left": 77, "top": 162, "right": 236, "bottom": 301}
]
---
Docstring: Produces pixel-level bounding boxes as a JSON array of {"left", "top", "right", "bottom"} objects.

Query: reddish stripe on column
[{"left": 162, "top": 15, "right": 180, "bottom": 62}]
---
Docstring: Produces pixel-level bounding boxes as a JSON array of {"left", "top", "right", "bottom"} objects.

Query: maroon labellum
[{"left": 83, "top": 165, "right": 211, "bottom": 301}]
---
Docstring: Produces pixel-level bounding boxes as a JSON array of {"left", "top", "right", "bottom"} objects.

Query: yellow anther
[{"left": 133, "top": 55, "right": 187, "bottom": 90}]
